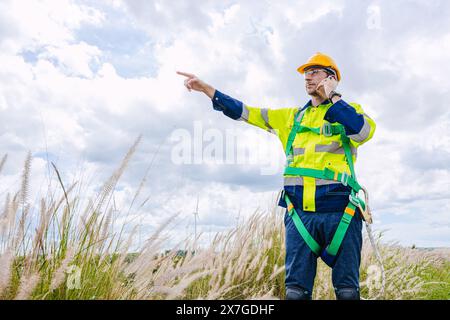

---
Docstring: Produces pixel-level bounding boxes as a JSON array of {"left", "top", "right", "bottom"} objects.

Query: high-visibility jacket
[{"left": 212, "top": 90, "right": 376, "bottom": 212}]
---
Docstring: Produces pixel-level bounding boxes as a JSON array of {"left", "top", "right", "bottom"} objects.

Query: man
[{"left": 177, "top": 52, "right": 376, "bottom": 300}]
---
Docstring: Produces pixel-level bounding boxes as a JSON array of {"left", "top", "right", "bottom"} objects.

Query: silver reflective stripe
[
  {"left": 348, "top": 118, "right": 371, "bottom": 142},
  {"left": 315, "top": 141, "right": 342, "bottom": 153},
  {"left": 296, "top": 109, "right": 306, "bottom": 122},
  {"left": 316, "top": 179, "right": 339, "bottom": 186},
  {"left": 284, "top": 177, "right": 338, "bottom": 186},
  {"left": 238, "top": 104, "right": 250, "bottom": 122},
  {"left": 293, "top": 147, "right": 305, "bottom": 156},
  {"left": 315, "top": 141, "right": 357, "bottom": 155},
  {"left": 261, "top": 108, "right": 273, "bottom": 130},
  {"left": 284, "top": 176, "right": 303, "bottom": 186}
]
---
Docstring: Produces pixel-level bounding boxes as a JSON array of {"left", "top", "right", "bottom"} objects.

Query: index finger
[{"left": 176, "top": 71, "right": 195, "bottom": 78}]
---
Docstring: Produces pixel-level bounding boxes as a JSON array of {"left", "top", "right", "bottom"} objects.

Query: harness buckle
[
  {"left": 321, "top": 123, "right": 333, "bottom": 137},
  {"left": 349, "top": 193, "right": 360, "bottom": 207},
  {"left": 340, "top": 172, "right": 349, "bottom": 186}
]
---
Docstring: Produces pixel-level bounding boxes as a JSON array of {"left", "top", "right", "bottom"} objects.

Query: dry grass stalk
[
  {"left": 0, "top": 154, "right": 7, "bottom": 175},
  {"left": 15, "top": 272, "right": 40, "bottom": 300},
  {"left": 50, "top": 248, "right": 75, "bottom": 291},
  {"left": 0, "top": 250, "right": 13, "bottom": 295}
]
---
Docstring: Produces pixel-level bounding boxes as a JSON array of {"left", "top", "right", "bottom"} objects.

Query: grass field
[{"left": 0, "top": 148, "right": 448, "bottom": 300}]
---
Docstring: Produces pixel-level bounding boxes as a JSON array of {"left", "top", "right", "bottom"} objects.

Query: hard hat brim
[{"left": 297, "top": 63, "right": 319, "bottom": 74}]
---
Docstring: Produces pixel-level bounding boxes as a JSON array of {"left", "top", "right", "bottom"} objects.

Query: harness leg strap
[
  {"left": 286, "top": 192, "right": 356, "bottom": 268},
  {"left": 285, "top": 194, "right": 321, "bottom": 256},
  {"left": 319, "top": 204, "right": 356, "bottom": 267}
]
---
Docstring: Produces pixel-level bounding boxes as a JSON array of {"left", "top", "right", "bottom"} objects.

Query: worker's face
[{"left": 304, "top": 68, "right": 329, "bottom": 96}]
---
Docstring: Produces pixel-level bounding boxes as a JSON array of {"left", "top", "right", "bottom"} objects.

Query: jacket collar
[{"left": 300, "top": 99, "right": 332, "bottom": 111}]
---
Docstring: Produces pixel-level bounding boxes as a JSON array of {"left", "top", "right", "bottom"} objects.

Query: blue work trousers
[{"left": 284, "top": 205, "right": 363, "bottom": 295}]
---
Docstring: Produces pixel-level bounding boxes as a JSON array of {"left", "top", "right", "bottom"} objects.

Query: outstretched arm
[
  {"left": 177, "top": 71, "right": 244, "bottom": 120},
  {"left": 176, "top": 71, "right": 216, "bottom": 99},
  {"left": 176, "top": 71, "right": 292, "bottom": 135}
]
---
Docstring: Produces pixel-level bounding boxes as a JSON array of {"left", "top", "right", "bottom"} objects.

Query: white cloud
[
  {"left": 0, "top": 0, "right": 104, "bottom": 53},
  {"left": 282, "top": 1, "right": 344, "bottom": 29},
  {"left": 41, "top": 42, "right": 102, "bottom": 78}
]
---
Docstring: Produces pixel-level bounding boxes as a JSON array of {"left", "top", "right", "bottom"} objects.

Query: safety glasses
[
  {"left": 304, "top": 68, "right": 327, "bottom": 77},
  {"left": 304, "top": 68, "right": 337, "bottom": 80}
]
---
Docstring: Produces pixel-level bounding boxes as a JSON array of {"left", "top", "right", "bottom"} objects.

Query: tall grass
[{"left": 0, "top": 145, "right": 448, "bottom": 300}]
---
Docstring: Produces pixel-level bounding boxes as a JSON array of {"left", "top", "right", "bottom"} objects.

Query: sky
[{"left": 0, "top": 0, "right": 449, "bottom": 248}]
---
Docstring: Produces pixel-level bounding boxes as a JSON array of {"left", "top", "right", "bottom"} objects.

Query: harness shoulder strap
[
  {"left": 285, "top": 109, "right": 303, "bottom": 157},
  {"left": 340, "top": 133, "right": 356, "bottom": 179}
]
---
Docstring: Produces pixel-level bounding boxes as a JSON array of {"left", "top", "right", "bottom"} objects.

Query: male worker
[{"left": 177, "top": 52, "right": 376, "bottom": 300}]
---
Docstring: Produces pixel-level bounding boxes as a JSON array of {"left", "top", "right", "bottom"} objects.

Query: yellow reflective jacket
[{"left": 212, "top": 90, "right": 376, "bottom": 212}]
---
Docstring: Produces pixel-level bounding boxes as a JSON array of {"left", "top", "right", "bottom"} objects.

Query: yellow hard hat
[{"left": 297, "top": 52, "right": 341, "bottom": 81}]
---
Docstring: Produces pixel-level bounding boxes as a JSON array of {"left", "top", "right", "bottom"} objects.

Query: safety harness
[{"left": 283, "top": 107, "right": 371, "bottom": 268}]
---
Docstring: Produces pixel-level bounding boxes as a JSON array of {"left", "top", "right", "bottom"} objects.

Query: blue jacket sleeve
[
  {"left": 324, "top": 99, "right": 364, "bottom": 135},
  {"left": 211, "top": 90, "right": 243, "bottom": 120}
]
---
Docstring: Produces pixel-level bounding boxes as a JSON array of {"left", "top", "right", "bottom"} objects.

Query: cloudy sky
[{"left": 0, "top": 0, "right": 449, "bottom": 248}]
